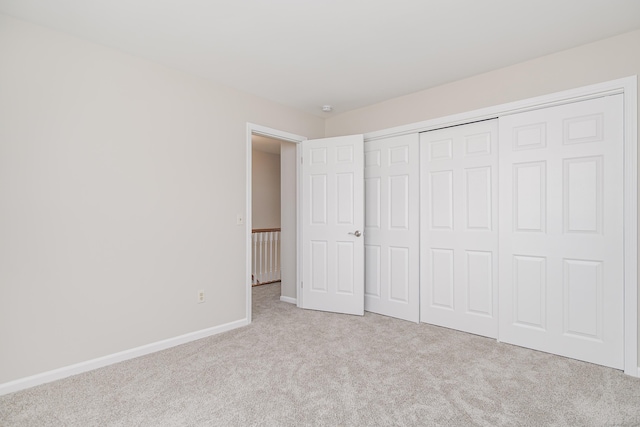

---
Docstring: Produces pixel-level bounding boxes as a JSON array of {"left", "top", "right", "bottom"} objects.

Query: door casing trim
[{"left": 245, "top": 124, "right": 306, "bottom": 321}]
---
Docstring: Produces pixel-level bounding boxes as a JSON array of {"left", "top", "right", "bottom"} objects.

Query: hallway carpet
[{"left": 1, "top": 283, "right": 640, "bottom": 426}]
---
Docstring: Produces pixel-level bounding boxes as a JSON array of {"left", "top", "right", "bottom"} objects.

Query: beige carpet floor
[{"left": 1, "top": 283, "right": 640, "bottom": 426}]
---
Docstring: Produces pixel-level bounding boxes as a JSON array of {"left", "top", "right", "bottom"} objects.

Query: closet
[{"left": 300, "top": 82, "right": 632, "bottom": 372}]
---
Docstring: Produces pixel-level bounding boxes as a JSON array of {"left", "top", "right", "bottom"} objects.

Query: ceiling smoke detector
[{"left": 322, "top": 105, "right": 333, "bottom": 113}]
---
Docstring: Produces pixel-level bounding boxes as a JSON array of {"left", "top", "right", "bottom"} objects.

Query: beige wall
[
  {"left": 326, "top": 29, "right": 640, "bottom": 137},
  {"left": 251, "top": 149, "right": 281, "bottom": 229},
  {"left": 0, "top": 14, "right": 324, "bottom": 384},
  {"left": 326, "top": 29, "right": 640, "bottom": 369}
]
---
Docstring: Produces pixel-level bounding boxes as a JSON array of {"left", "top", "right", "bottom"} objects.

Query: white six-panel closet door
[
  {"left": 364, "top": 134, "right": 419, "bottom": 323},
  {"left": 420, "top": 120, "right": 499, "bottom": 338},
  {"left": 498, "top": 95, "right": 624, "bottom": 369}
]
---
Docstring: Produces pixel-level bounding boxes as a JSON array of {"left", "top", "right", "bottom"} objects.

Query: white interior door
[
  {"left": 498, "top": 95, "right": 624, "bottom": 369},
  {"left": 420, "top": 120, "right": 499, "bottom": 338},
  {"left": 301, "top": 135, "right": 364, "bottom": 315},
  {"left": 364, "top": 134, "right": 420, "bottom": 323}
]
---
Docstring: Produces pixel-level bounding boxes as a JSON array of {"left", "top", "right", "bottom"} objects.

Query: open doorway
[
  {"left": 251, "top": 135, "right": 283, "bottom": 287},
  {"left": 246, "top": 124, "right": 306, "bottom": 322}
]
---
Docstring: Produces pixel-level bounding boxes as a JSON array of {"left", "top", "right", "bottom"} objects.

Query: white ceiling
[{"left": 2, "top": 0, "right": 640, "bottom": 117}]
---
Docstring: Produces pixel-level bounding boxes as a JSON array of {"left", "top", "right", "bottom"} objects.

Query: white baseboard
[
  {"left": 280, "top": 296, "right": 297, "bottom": 304},
  {"left": 0, "top": 318, "right": 249, "bottom": 396}
]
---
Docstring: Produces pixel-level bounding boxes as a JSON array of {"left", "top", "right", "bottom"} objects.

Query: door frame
[
  {"left": 363, "top": 76, "right": 638, "bottom": 377},
  {"left": 245, "top": 123, "right": 307, "bottom": 322}
]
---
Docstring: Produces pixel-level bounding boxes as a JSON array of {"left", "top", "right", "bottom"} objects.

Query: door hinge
[
  {"left": 301, "top": 156, "right": 303, "bottom": 164},
  {"left": 301, "top": 281, "right": 303, "bottom": 288}
]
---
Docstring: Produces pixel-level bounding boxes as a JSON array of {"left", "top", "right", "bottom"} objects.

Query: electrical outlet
[{"left": 198, "top": 289, "right": 205, "bottom": 303}]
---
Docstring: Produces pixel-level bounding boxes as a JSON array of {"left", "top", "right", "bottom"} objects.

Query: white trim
[
  {"left": 246, "top": 125, "right": 253, "bottom": 324},
  {"left": 250, "top": 123, "right": 307, "bottom": 144},
  {"left": 623, "top": 77, "right": 638, "bottom": 377},
  {"left": 280, "top": 296, "right": 297, "bottom": 304},
  {"left": 0, "top": 318, "right": 248, "bottom": 396},
  {"left": 365, "top": 76, "right": 637, "bottom": 375},
  {"left": 364, "top": 78, "right": 630, "bottom": 142},
  {"left": 295, "top": 144, "right": 303, "bottom": 309},
  {"left": 246, "top": 123, "right": 307, "bottom": 321}
]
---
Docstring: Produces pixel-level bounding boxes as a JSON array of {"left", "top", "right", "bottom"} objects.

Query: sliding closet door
[
  {"left": 498, "top": 95, "right": 624, "bottom": 369},
  {"left": 420, "top": 120, "right": 499, "bottom": 338},
  {"left": 364, "top": 134, "right": 419, "bottom": 322}
]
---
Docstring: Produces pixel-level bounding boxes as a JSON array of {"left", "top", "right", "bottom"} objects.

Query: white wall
[
  {"left": 251, "top": 149, "right": 281, "bottom": 229},
  {"left": 0, "top": 14, "right": 324, "bottom": 385},
  {"left": 280, "top": 142, "right": 297, "bottom": 300},
  {"left": 326, "top": 29, "right": 640, "bottom": 367}
]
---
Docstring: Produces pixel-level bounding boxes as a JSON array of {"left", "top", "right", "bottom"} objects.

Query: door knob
[{"left": 348, "top": 230, "right": 362, "bottom": 237}]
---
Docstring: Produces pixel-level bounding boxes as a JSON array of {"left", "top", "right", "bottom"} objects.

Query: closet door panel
[
  {"left": 420, "top": 120, "right": 499, "bottom": 338},
  {"left": 498, "top": 95, "right": 624, "bottom": 369},
  {"left": 364, "top": 134, "right": 419, "bottom": 322}
]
